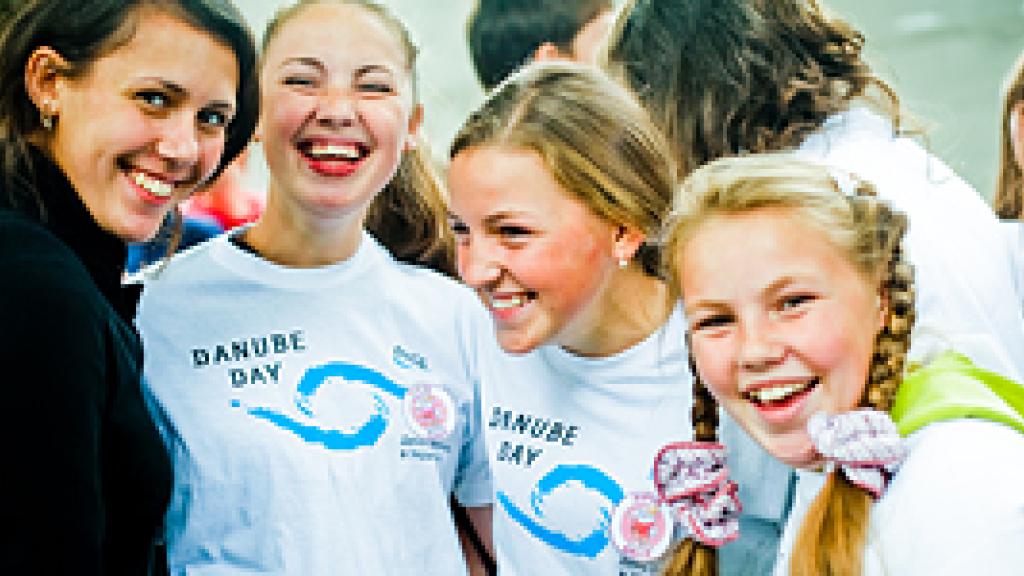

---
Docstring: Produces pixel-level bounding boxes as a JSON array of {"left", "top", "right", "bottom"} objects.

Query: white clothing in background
[{"left": 798, "top": 108, "right": 1024, "bottom": 382}]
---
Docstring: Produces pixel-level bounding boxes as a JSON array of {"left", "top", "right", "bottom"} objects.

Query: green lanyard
[{"left": 891, "top": 351, "right": 1024, "bottom": 437}]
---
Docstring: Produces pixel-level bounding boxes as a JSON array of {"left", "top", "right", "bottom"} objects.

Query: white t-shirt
[
  {"left": 468, "top": 306, "right": 793, "bottom": 575},
  {"left": 1001, "top": 221, "right": 1023, "bottom": 317},
  {"left": 798, "top": 108, "right": 1024, "bottom": 383},
  {"left": 137, "top": 231, "right": 490, "bottom": 575},
  {"left": 774, "top": 419, "right": 1024, "bottom": 575}
]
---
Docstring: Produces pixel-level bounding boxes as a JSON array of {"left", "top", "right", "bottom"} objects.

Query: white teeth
[
  {"left": 133, "top": 172, "right": 172, "bottom": 198},
  {"left": 490, "top": 294, "right": 526, "bottom": 309},
  {"left": 747, "top": 380, "right": 814, "bottom": 403},
  {"left": 308, "top": 143, "right": 360, "bottom": 159}
]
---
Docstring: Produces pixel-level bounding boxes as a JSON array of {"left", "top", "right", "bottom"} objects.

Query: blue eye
[
  {"left": 137, "top": 91, "right": 168, "bottom": 107},
  {"left": 780, "top": 294, "right": 814, "bottom": 311},
  {"left": 198, "top": 108, "right": 230, "bottom": 129}
]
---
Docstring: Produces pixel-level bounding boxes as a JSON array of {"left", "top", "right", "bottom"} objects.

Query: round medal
[
  {"left": 403, "top": 382, "right": 456, "bottom": 440},
  {"left": 610, "top": 492, "right": 673, "bottom": 562}
]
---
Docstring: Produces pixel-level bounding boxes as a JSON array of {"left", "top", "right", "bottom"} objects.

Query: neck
[
  {"left": 560, "top": 264, "right": 673, "bottom": 358},
  {"left": 242, "top": 186, "right": 366, "bottom": 268}
]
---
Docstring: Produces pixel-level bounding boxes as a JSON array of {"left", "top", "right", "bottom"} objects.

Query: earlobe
[
  {"left": 612, "top": 225, "right": 646, "bottom": 263},
  {"left": 404, "top": 104, "right": 424, "bottom": 152}
]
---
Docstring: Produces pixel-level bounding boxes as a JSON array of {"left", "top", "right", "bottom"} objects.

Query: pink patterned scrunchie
[
  {"left": 653, "top": 442, "right": 742, "bottom": 547},
  {"left": 806, "top": 410, "right": 907, "bottom": 499}
]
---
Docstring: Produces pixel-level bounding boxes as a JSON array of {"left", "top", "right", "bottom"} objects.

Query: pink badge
[
  {"left": 610, "top": 492, "right": 674, "bottom": 562},
  {"left": 403, "top": 383, "right": 456, "bottom": 440}
]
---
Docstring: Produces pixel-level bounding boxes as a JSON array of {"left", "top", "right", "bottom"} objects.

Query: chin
[
  {"left": 495, "top": 329, "right": 543, "bottom": 356},
  {"left": 766, "top": 436, "right": 819, "bottom": 469}
]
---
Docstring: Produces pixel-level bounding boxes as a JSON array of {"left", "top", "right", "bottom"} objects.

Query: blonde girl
[{"left": 663, "top": 153, "right": 1024, "bottom": 576}]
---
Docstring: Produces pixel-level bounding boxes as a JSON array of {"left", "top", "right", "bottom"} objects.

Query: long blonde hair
[{"left": 661, "top": 154, "right": 915, "bottom": 576}]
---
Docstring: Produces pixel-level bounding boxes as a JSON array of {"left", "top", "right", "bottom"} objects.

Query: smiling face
[
  {"left": 38, "top": 8, "right": 238, "bottom": 243},
  {"left": 447, "top": 145, "right": 623, "bottom": 354},
  {"left": 258, "top": 3, "right": 421, "bottom": 220},
  {"left": 679, "top": 208, "right": 884, "bottom": 468}
]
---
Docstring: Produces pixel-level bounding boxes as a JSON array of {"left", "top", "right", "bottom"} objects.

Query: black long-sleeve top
[{"left": 0, "top": 147, "right": 171, "bottom": 575}]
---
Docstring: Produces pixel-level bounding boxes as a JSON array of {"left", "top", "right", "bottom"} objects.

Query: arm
[
  {"left": 453, "top": 500, "right": 495, "bottom": 576},
  {"left": 0, "top": 253, "right": 106, "bottom": 575}
]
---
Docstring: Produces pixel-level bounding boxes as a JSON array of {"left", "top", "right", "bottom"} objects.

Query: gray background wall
[{"left": 241, "top": 0, "right": 1024, "bottom": 203}]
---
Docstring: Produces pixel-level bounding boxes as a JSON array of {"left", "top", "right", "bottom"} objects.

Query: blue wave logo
[
  {"left": 235, "top": 361, "right": 406, "bottom": 450},
  {"left": 497, "top": 464, "right": 624, "bottom": 558}
]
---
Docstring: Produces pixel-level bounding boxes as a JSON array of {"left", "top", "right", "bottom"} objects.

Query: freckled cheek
[{"left": 691, "top": 340, "right": 736, "bottom": 399}]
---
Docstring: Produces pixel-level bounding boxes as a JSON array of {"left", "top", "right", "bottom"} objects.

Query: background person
[
  {"left": 607, "top": 0, "right": 1024, "bottom": 384},
  {"left": 466, "top": 0, "right": 615, "bottom": 90}
]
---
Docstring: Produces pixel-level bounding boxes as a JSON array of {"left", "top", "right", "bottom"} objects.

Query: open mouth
[
  {"left": 298, "top": 141, "right": 369, "bottom": 162},
  {"left": 487, "top": 290, "right": 538, "bottom": 311},
  {"left": 742, "top": 377, "right": 819, "bottom": 409},
  {"left": 120, "top": 160, "right": 176, "bottom": 203}
]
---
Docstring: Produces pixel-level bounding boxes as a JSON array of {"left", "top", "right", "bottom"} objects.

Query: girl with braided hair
[
  {"left": 607, "top": 0, "right": 1024, "bottom": 386},
  {"left": 663, "top": 153, "right": 1024, "bottom": 576}
]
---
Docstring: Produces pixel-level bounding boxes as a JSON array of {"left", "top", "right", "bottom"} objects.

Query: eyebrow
[
  {"left": 355, "top": 64, "right": 396, "bottom": 77},
  {"left": 278, "top": 56, "right": 325, "bottom": 72},
  {"left": 683, "top": 277, "right": 804, "bottom": 317}
]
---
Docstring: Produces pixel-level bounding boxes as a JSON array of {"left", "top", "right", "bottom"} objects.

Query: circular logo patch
[
  {"left": 610, "top": 492, "right": 673, "bottom": 562},
  {"left": 403, "top": 383, "right": 456, "bottom": 440}
]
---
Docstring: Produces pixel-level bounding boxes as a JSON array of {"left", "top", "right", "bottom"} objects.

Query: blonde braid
[
  {"left": 662, "top": 347, "right": 719, "bottom": 576},
  {"left": 853, "top": 188, "right": 914, "bottom": 412},
  {"left": 792, "top": 183, "right": 915, "bottom": 576}
]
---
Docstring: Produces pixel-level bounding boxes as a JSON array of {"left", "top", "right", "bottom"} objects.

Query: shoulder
[
  {"left": 870, "top": 419, "right": 1024, "bottom": 572},
  {"left": 882, "top": 419, "right": 1024, "bottom": 524},
  {"left": 900, "top": 419, "right": 1024, "bottom": 483},
  {"left": 0, "top": 212, "right": 100, "bottom": 304},
  {"left": 375, "top": 252, "right": 482, "bottom": 318},
  {"left": 0, "top": 214, "right": 108, "bottom": 345}
]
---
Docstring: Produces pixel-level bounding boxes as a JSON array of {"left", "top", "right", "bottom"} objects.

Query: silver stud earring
[{"left": 618, "top": 258, "right": 628, "bottom": 269}]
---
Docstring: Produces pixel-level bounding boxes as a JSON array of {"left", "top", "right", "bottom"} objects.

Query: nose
[
  {"left": 457, "top": 237, "right": 502, "bottom": 289},
  {"left": 737, "top": 317, "right": 785, "bottom": 371},
  {"left": 316, "top": 86, "right": 357, "bottom": 127},
  {"left": 156, "top": 113, "right": 199, "bottom": 169}
]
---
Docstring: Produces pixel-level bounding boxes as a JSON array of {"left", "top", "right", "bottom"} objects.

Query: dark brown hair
[
  {"left": 466, "top": 0, "right": 613, "bottom": 89},
  {"left": 995, "top": 50, "right": 1024, "bottom": 220},
  {"left": 0, "top": 0, "right": 258, "bottom": 211},
  {"left": 607, "top": 0, "right": 899, "bottom": 178}
]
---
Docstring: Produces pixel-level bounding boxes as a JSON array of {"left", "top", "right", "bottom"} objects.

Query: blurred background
[{"left": 243, "top": 1, "right": 1024, "bottom": 203}]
